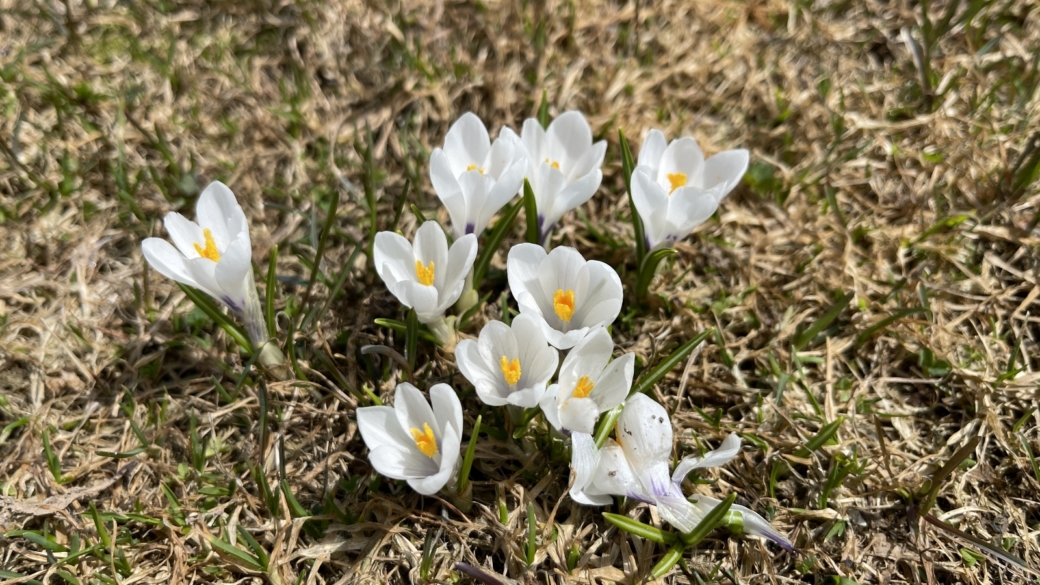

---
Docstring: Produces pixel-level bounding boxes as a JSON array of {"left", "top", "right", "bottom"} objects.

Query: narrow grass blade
[
  {"left": 682, "top": 493, "right": 736, "bottom": 547},
  {"left": 363, "top": 123, "right": 378, "bottom": 264},
  {"left": 264, "top": 244, "right": 278, "bottom": 339},
  {"left": 793, "top": 291, "right": 853, "bottom": 351},
  {"left": 311, "top": 241, "right": 363, "bottom": 328},
  {"left": 537, "top": 90, "right": 550, "bottom": 128},
  {"left": 636, "top": 247, "right": 675, "bottom": 299},
  {"left": 920, "top": 513, "right": 1037, "bottom": 577},
  {"left": 410, "top": 204, "right": 427, "bottom": 224},
  {"left": 603, "top": 513, "right": 677, "bottom": 545},
  {"left": 854, "top": 308, "right": 926, "bottom": 347},
  {"left": 473, "top": 200, "right": 522, "bottom": 289},
  {"left": 405, "top": 309, "right": 419, "bottom": 375},
  {"left": 619, "top": 128, "right": 646, "bottom": 265},
  {"left": 374, "top": 317, "right": 439, "bottom": 343},
  {"left": 919, "top": 434, "right": 979, "bottom": 515},
  {"left": 6, "top": 530, "right": 70, "bottom": 552},
  {"left": 526, "top": 502, "right": 537, "bottom": 565},
  {"left": 177, "top": 283, "right": 253, "bottom": 352},
  {"left": 457, "top": 415, "right": 482, "bottom": 495},
  {"left": 798, "top": 416, "right": 845, "bottom": 456},
  {"left": 300, "top": 184, "right": 341, "bottom": 318},
  {"left": 650, "top": 541, "right": 685, "bottom": 579},
  {"left": 208, "top": 535, "right": 263, "bottom": 572},
  {"left": 523, "top": 178, "right": 539, "bottom": 244}
]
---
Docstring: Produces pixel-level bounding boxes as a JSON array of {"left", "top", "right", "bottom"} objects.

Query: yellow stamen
[
  {"left": 545, "top": 158, "right": 561, "bottom": 170},
  {"left": 572, "top": 375, "right": 595, "bottom": 398},
  {"left": 499, "top": 356, "right": 522, "bottom": 386},
  {"left": 410, "top": 423, "right": 438, "bottom": 458},
  {"left": 667, "top": 172, "right": 687, "bottom": 194},
  {"left": 553, "top": 289, "right": 575, "bottom": 322},
  {"left": 193, "top": 228, "right": 221, "bottom": 262},
  {"left": 466, "top": 163, "right": 485, "bottom": 174},
  {"left": 415, "top": 260, "right": 435, "bottom": 286}
]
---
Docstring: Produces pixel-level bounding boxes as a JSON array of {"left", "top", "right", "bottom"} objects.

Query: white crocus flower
[
  {"left": 430, "top": 112, "right": 527, "bottom": 239},
  {"left": 520, "top": 111, "right": 607, "bottom": 242},
  {"left": 373, "top": 221, "right": 478, "bottom": 345},
  {"left": 141, "top": 181, "right": 283, "bottom": 367},
  {"left": 455, "top": 314, "right": 559, "bottom": 408},
  {"left": 572, "top": 394, "right": 794, "bottom": 550},
  {"left": 631, "top": 129, "right": 748, "bottom": 250},
  {"left": 355, "top": 382, "right": 463, "bottom": 495},
  {"left": 506, "top": 244, "right": 622, "bottom": 350},
  {"left": 539, "top": 328, "right": 633, "bottom": 435}
]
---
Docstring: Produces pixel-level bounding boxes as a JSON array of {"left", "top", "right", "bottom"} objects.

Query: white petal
[
  {"left": 558, "top": 397, "right": 600, "bottom": 435},
  {"left": 655, "top": 493, "right": 702, "bottom": 533},
  {"left": 393, "top": 382, "right": 438, "bottom": 440},
  {"left": 373, "top": 231, "right": 416, "bottom": 289},
  {"left": 504, "top": 385, "right": 545, "bottom": 408},
  {"left": 485, "top": 129, "right": 526, "bottom": 180},
  {"left": 539, "top": 385, "right": 563, "bottom": 431},
  {"left": 703, "top": 149, "right": 749, "bottom": 197},
  {"left": 413, "top": 222, "right": 449, "bottom": 290},
  {"left": 430, "top": 383, "right": 463, "bottom": 439},
  {"left": 436, "top": 233, "right": 477, "bottom": 313},
  {"left": 637, "top": 129, "right": 668, "bottom": 172},
  {"left": 570, "top": 432, "right": 612, "bottom": 506},
  {"left": 213, "top": 232, "right": 252, "bottom": 311},
  {"left": 475, "top": 160, "right": 524, "bottom": 235},
  {"left": 456, "top": 339, "right": 506, "bottom": 406},
  {"left": 429, "top": 150, "right": 467, "bottom": 237},
  {"left": 572, "top": 260, "right": 623, "bottom": 329},
  {"left": 163, "top": 212, "right": 205, "bottom": 258},
  {"left": 356, "top": 405, "right": 414, "bottom": 453},
  {"left": 631, "top": 169, "right": 669, "bottom": 250},
  {"left": 546, "top": 326, "right": 592, "bottom": 350},
  {"left": 530, "top": 163, "right": 568, "bottom": 229},
  {"left": 196, "top": 181, "right": 243, "bottom": 251},
  {"left": 566, "top": 139, "right": 607, "bottom": 183},
  {"left": 141, "top": 238, "right": 201, "bottom": 291},
  {"left": 658, "top": 137, "right": 705, "bottom": 189},
  {"left": 729, "top": 503, "right": 796, "bottom": 551},
  {"left": 456, "top": 170, "right": 497, "bottom": 236},
  {"left": 506, "top": 243, "right": 548, "bottom": 314},
  {"left": 520, "top": 118, "right": 546, "bottom": 163},
  {"left": 590, "top": 352, "right": 634, "bottom": 413},
  {"left": 671, "top": 433, "right": 741, "bottom": 484},
  {"left": 511, "top": 314, "right": 558, "bottom": 388},
  {"left": 558, "top": 327, "right": 613, "bottom": 396},
  {"left": 544, "top": 169, "right": 601, "bottom": 230},
  {"left": 409, "top": 423, "right": 461, "bottom": 495},
  {"left": 591, "top": 440, "right": 646, "bottom": 501},
  {"left": 443, "top": 112, "right": 491, "bottom": 176},
  {"left": 546, "top": 111, "right": 593, "bottom": 172},
  {"left": 369, "top": 443, "right": 438, "bottom": 480},
  {"left": 399, "top": 280, "right": 441, "bottom": 322},
  {"left": 616, "top": 393, "right": 673, "bottom": 464},
  {"left": 669, "top": 188, "right": 720, "bottom": 237}
]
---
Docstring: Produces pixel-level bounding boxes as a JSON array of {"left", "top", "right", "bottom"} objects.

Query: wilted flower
[
  {"left": 430, "top": 113, "right": 528, "bottom": 239},
  {"left": 141, "top": 181, "right": 283, "bottom": 367},
  {"left": 506, "top": 244, "right": 622, "bottom": 349},
  {"left": 572, "top": 394, "right": 794, "bottom": 550},
  {"left": 355, "top": 382, "right": 463, "bottom": 495},
  {"left": 631, "top": 129, "right": 748, "bottom": 250},
  {"left": 520, "top": 111, "right": 607, "bottom": 242},
  {"left": 455, "top": 314, "right": 559, "bottom": 408},
  {"left": 539, "top": 328, "right": 633, "bottom": 435},
  {"left": 373, "top": 221, "right": 477, "bottom": 344}
]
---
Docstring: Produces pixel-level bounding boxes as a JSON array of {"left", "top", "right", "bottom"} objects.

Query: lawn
[{"left": 1, "top": 0, "right": 1039, "bottom": 583}]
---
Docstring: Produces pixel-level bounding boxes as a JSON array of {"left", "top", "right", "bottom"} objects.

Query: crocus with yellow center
[
  {"left": 356, "top": 382, "right": 463, "bottom": 495},
  {"left": 506, "top": 244, "right": 623, "bottom": 350},
  {"left": 539, "top": 328, "right": 633, "bottom": 435},
  {"left": 456, "top": 314, "right": 559, "bottom": 408},
  {"left": 631, "top": 128, "right": 749, "bottom": 250}
]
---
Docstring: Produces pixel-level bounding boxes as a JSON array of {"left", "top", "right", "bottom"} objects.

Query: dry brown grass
[{"left": 2, "top": 0, "right": 1040, "bottom": 583}]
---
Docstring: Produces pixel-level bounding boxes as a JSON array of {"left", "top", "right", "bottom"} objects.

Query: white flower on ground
[
  {"left": 373, "top": 221, "right": 477, "bottom": 342},
  {"left": 355, "top": 382, "right": 463, "bottom": 495},
  {"left": 455, "top": 314, "right": 559, "bottom": 408},
  {"left": 539, "top": 328, "right": 633, "bottom": 435},
  {"left": 631, "top": 129, "right": 748, "bottom": 250},
  {"left": 520, "top": 111, "right": 607, "bottom": 242},
  {"left": 141, "top": 181, "right": 269, "bottom": 347},
  {"left": 506, "top": 244, "right": 622, "bottom": 349},
  {"left": 430, "top": 112, "right": 527, "bottom": 239},
  {"left": 571, "top": 394, "right": 794, "bottom": 550}
]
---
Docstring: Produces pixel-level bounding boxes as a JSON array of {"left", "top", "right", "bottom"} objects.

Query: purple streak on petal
[{"left": 465, "top": 222, "right": 475, "bottom": 235}]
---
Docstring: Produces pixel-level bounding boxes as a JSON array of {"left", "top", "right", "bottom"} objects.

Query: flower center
[
  {"left": 544, "top": 158, "right": 561, "bottom": 170},
  {"left": 410, "top": 423, "right": 438, "bottom": 458},
  {"left": 667, "top": 172, "right": 687, "bottom": 194},
  {"left": 466, "top": 163, "right": 485, "bottom": 174},
  {"left": 499, "top": 356, "right": 522, "bottom": 386},
  {"left": 193, "top": 228, "right": 221, "bottom": 262},
  {"left": 553, "top": 289, "right": 575, "bottom": 322},
  {"left": 572, "top": 375, "right": 595, "bottom": 398},
  {"left": 415, "top": 260, "right": 435, "bottom": 286}
]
